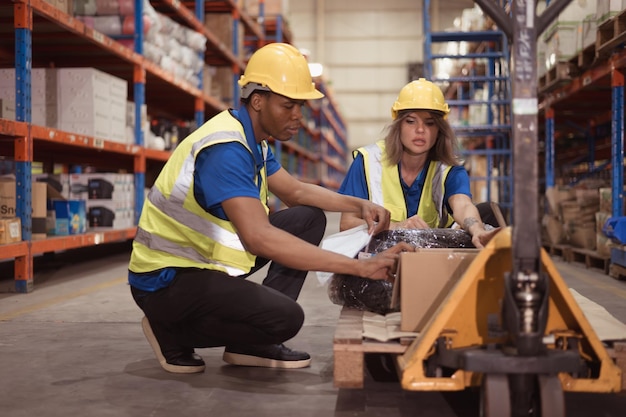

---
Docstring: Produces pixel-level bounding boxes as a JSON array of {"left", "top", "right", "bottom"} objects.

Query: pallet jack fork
[{"left": 396, "top": 1, "right": 623, "bottom": 415}]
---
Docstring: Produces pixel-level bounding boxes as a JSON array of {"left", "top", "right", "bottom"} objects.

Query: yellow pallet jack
[
  {"left": 395, "top": 0, "right": 623, "bottom": 415},
  {"left": 396, "top": 228, "right": 622, "bottom": 415}
]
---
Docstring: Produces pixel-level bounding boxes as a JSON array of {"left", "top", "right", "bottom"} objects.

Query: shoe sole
[
  {"left": 141, "top": 316, "right": 205, "bottom": 374},
  {"left": 222, "top": 351, "right": 311, "bottom": 369}
]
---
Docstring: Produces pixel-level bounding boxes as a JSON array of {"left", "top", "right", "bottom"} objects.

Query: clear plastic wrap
[
  {"left": 328, "top": 273, "right": 395, "bottom": 315},
  {"left": 327, "top": 228, "right": 475, "bottom": 314}
]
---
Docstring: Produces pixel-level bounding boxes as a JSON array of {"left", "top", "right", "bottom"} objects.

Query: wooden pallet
[
  {"left": 543, "top": 243, "right": 572, "bottom": 260},
  {"left": 333, "top": 307, "right": 409, "bottom": 388},
  {"left": 609, "top": 263, "right": 626, "bottom": 281},
  {"left": 574, "top": 43, "right": 597, "bottom": 71},
  {"left": 597, "top": 9, "right": 626, "bottom": 59},
  {"left": 538, "top": 61, "right": 578, "bottom": 93},
  {"left": 569, "top": 247, "right": 611, "bottom": 274}
]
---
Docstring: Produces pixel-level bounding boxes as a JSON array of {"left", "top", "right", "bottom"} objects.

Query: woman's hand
[
  {"left": 392, "top": 215, "right": 430, "bottom": 230},
  {"left": 471, "top": 227, "right": 502, "bottom": 248}
]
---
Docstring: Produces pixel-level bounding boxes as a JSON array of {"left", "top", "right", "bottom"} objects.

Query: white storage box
[
  {"left": 57, "top": 67, "right": 128, "bottom": 141},
  {"left": 0, "top": 68, "right": 58, "bottom": 127}
]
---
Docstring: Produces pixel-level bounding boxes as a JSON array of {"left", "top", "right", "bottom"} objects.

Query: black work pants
[{"left": 130, "top": 206, "right": 327, "bottom": 353}]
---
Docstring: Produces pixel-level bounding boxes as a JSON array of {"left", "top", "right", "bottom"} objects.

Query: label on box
[{"left": 9, "top": 220, "right": 20, "bottom": 238}]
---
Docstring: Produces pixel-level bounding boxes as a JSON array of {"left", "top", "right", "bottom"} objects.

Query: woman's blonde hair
[{"left": 383, "top": 110, "right": 461, "bottom": 167}]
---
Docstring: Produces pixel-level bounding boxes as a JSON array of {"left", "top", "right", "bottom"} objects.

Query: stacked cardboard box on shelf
[
  {"left": 68, "top": 173, "right": 135, "bottom": 231},
  {"left": 542, "top": 181, "right": 615, "bottom": 254},
  {"left": 203, "top": 13, "right": 245, "bottom": 105},
  {"left": 33, "top": 172, "right": 135, "bottom": 236},
  {"left": 42, "top": 0, "right": 72, "bottom": 14},
  {"left": 542, "top": 0, "right": 596, "bottom": 70},
  {"left": 0, "top": 178, "right": 47, "bottom": 241},
  {"left": 566, "top": 188, "right": 600, "bottom": 250},
  {"left": 0, "top": 67, "right": 129, "bottom": 144},
  {"left": 0, "top": 176, "right": 22, "bottom": 244},
  {"left": 0, "top": 68, "right": 58, "bottom": 128},
  {"left": 243, "top": 0, "right": 286, "bottom": 16},
  {"left": 57, "top": 68, "right": 128, "bottom": 143}
]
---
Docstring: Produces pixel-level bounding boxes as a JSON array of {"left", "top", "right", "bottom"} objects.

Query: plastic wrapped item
[
  {"left": 328, "top": 274, "right": 395, "bottom": 315},
  {"left": 365, "top": 228, "right": 474, "bottom": 253},
  {"left": 327, "top": 228, "right": 475, "bottom": 315}
]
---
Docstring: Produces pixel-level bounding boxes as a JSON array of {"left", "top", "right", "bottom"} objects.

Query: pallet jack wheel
[
  {"left": 538, "top": 375, "right": 565, "bottom": 417},
  {"left": 480, "top": 374, "right": 511, "bottom": 417},
  {"left": 480, "top": 373, "right": 565, "bottom": 417}
]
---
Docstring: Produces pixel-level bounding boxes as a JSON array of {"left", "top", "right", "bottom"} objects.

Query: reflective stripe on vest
[
  {"left": 358, "top": 140, "right": 454, "bottom": 227},
  {"left": 130, "top": 111, "right": 266, "bottom": 276}
]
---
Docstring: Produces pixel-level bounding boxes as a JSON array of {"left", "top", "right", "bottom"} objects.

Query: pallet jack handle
[{"left": 473, "top": 0, "right": 572, "bottom": 355}]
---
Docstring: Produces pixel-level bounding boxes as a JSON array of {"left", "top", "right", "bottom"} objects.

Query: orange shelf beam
[{"left": 30, "top": 228, "right": 137, "bottom": 255}]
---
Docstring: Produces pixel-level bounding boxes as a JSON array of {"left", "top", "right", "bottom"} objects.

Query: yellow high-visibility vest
[
  {"left": 356, "top": 140, "right": 454, "bottom": 227},
  {"left": 130, "top": 110, "right": 269, "bottom": 276}
]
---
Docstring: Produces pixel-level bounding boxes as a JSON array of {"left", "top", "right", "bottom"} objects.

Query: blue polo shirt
[
  {"left": 129, "top": 107, "right": 281, "bottom": 291},
  {"left": 338, "top": 152, "right": 471, "bottom": 217}
]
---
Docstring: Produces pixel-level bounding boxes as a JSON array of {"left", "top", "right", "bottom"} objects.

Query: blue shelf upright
[{"left": 423, "top": 0, "right": 513, "bottom": 222}]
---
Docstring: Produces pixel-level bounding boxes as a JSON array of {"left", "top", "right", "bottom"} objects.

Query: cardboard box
[
  {"left": 543, "top": 213, "right": 565, "bottom": 245},
  {"left": 0, "top": 179, "right": 47, "bottom": 239},
  {"left": 545, "top": 186, "right": 574, "bottom": 217},
  {"left": 32, "top": 182, "right": 48, "bottom": 240},
  {"left": 568, "top": 222, "right": 596, "bottom": 250},
  {"left": 598, "top": 187, "right": 626, "bottom": 214},
  {"left": 0, "top": 217, "right": 21, "bottom": 244},
  {"left": 0, "top": 179, "right": 15, "bottom": 218},
  {"left": 391, "top": 249, "right": 479, "bottom": 332}
]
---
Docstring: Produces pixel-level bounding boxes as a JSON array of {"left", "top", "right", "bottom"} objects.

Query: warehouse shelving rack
[
  {"left": 240, "top": 6, "right": 348, "bottom": 195},
  {"left": 0, "top": 0, "right": 247, "bottom": 292},
  {"left": 0, "top": 0, "right": 349, "bottom": 292},
  {"left": 539, "top": 41, "right": 626, "bottom": 270},
  {"left": 423, "top": 0, "right": 513, "bottom": 221}
]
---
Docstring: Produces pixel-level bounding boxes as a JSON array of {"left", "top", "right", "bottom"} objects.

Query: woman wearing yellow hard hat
[
  {"left": 128, "top": 42, "right": 413, "bottom": 375},
  {"left": 338, "top": 78, "right": 498, "bottom": 249}
]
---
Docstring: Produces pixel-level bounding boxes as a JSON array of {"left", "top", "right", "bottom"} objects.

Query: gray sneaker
[{"left": 223, "top": 343, "right": 311, "bottom": 368}]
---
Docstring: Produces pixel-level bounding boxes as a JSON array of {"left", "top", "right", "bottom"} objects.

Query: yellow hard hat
[
  {"left": 239, "top": 43, "right": 324, "bottom": 100},
  {"left": 390, "top": 78, "right": 450, "bottom": 120}
]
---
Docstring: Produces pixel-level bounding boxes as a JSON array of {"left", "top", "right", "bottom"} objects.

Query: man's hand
[
  {"left": 353, "top": 242, "right": 415, "bottom": 280},
  {"left": 360, "top": 201, "right": 390, "bottom": 235}
]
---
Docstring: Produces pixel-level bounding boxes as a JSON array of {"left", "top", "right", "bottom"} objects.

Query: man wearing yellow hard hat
[
  {"left": 128, "top": 43, "right": 413, "bottom": 373},
  {"left": 338, "top": 79, "right": 497, "bottom": 248}
]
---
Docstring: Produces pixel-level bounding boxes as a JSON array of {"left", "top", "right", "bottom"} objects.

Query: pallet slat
[
  {"left": 333, "top": 307, "right": 410, "bottom": 388},
  {"left": 569, "top": 247, "right": 611, "bottom": 274},
  {"left": 597, "top": 10, "right": 626, "bottom": 59}
]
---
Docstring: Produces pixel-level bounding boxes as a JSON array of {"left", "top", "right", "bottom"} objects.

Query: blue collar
[{"left": 232, "top": 107, "right": 264, "bottom": 166}]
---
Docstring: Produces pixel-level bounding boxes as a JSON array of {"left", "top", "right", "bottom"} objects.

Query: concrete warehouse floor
[{"left": 1, "top": 212, "right": 626, "bottom": 417}]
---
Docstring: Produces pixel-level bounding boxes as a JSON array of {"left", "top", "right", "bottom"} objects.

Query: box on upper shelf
[
  {"left": 0, "top": 68, "right": 58, "bottom": 127},
  {"left": 0, "top": 67, "right": 128, "bottom": 143},
  {"left": 243, "top": 0, "right": 286, "bottom": 16},
  {"left": 57, "top": 67, "right": 128, "bottom": 143},
  {"left": 596, "top": 0, "right": 626, "bottom": 25}
]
